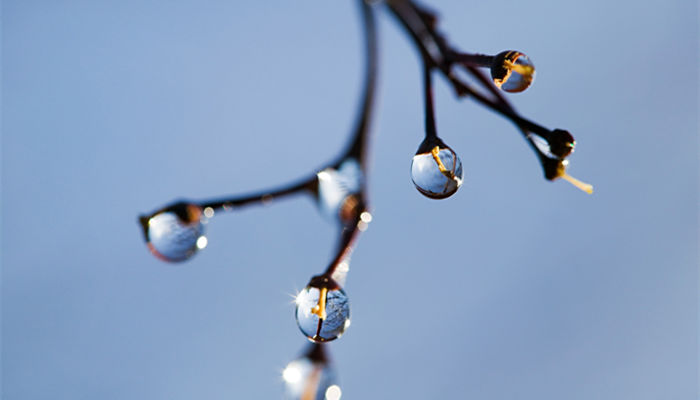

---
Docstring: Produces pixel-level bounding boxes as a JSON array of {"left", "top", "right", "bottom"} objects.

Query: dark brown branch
[
  {"left": 423, "top": 61, "right": 438, "bottom": 139},
  {"left": 385, "top": 0, "right": 573, "bottom": 180},
  {"left": 198, "top": 176, "right": 317, "bottom": 211},
  {"left": 340, "top": 0, "right": 379, "bottom": 170}
]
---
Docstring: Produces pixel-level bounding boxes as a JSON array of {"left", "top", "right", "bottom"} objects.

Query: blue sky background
[{"left": 2, "top": 0, "right": 698, "bottom": 399}]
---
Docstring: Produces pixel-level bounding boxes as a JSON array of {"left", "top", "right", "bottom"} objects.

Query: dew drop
[
  {"left": 547, "top": 129, "right": 575, "bottom": 159},
  {"left": 529, "top": 129, "right": 575, "bottom": 160},
  {"left": 411, "top": 145, "right": 463, "bottom": 199},
  {"left": 282, "top": 345, "right": 339, "bottom": 400},
  {"left": 529, "top": 133, "right": 556, "bottom": 159},
  {"left": 491, "top": 51, "right": 535, "bottom": 93},
  {"left": 295, "top": 286, "right": 350, "bottom": 342},
  {"left": 139, "top": 202, "right": 207, "bottom": 262},
  {"left": 316, "top": 159, "right": 364, "bottom": 224}
]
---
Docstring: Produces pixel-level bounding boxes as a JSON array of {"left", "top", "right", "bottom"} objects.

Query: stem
[
  {"left": 465, "top": 65, "right": 516, "bottom": 113},
  {"left": 453, "top": 53, "right": 494, "bottom": 67},
  {"left": 304, "top": 343, "right": 329, "bottom": 364},
  {"left": 386, "top": 0, "right": 565, "bottom": 171},
  {"left": 386, "top": 0, "right": 445, "bottom": 64},
  {"left": 318, "top": 0, "right": 377, "bottom": 280},
  {"left": 183, "top": 3, "right": 380, "bottom": 216},
  {"left": 198, "top": 176, "right": 317, "bottom": 211},
  {"left": 341, "top": 0, "right": 378, "bottom": 170},
  {"left": 423, "top": 62, "right": 438, "bottom": 139},
  {"left": 469, "top": 89, "right": 549, "bottom": 136},
  {"left": 323, "top": 217, "right": 363, "bottom": 277}
]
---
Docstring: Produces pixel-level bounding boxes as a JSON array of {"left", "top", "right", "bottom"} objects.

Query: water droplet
[
  {"left": 317, "top": 159, "right": 363, "bottom": 224},
  {"left": 491, "top": 51, "right": 535, "bottom": 93},
  {"left": 529, "top": 129, "right": 575, "bottom": 160},
  {"left": 547, "top": 129, "right": 575, "bottom": 159},
  {"left": 411, "top": 145, "right": 463, "bottom": 199},
  {"left": 295, "top": 286, "right": 350, "bottom": 342},
  {"left": 139, "top": 202, "right": 206, "bottom": 262},
  {"left": 282, "top": 346, "right": 338, "bottom": 400},
  {"left": 529, "top": 133, "right": 556, "bottom": 159}
]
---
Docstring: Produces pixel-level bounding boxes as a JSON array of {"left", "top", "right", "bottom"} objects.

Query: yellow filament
[
  {"left": 311, "top": 287, "right": 328, "bottom": 320},
  {"left": 431, "top": 146, "right": 454, "bottom": 179},
  {"left": 560, "top": 173, "right": 594, "bottom": 194}
]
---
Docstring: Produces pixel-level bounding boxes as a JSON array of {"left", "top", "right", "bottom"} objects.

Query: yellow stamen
[
  {"left": 560, "top": 173, "right": 594, "bottom": 194},
  {"left": 431, "top": 146, "right": 454, "bottom": 179},
  {"left": 311, "top": 287, "right": 328, "bottom": 320}
]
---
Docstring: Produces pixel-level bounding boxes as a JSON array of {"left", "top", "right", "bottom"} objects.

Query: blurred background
[{"left": 2, "top": 0, "right": 697, "bottom": 398}]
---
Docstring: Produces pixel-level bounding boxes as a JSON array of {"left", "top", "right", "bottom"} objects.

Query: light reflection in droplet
[
  {"left": 411, "top": 146, "right": 463, "bottom": 199},
  {"left": 357, "top": 221, "right": 368, "bottom": 232},
  {"left": 325, "top": 385, "right": 342, "bottom": 400},
  {"left": 491, "top": 51, "right": 535, "bottom": 93},
  {"left": 317, "top": 159, "right": 363, "bottom": 224},
  {"left": 283, "top": 361, "right": 304, "bottom": 384},
  {"left": 203, "top": 207, "right": 215, "bottom": 218},
  {"left": 331, "top": 260, "right": 350, "bottom": 287},
  {"left": 359, "top": 211, "right": 372, "bottom": 223},
  {"left": 528, "top": 133, "right": 555, "bottom": 159},
  {"left": 296, "top": 287, "right": 351, "bottom": 342},
  {"left": 357, "top": 210, "right": 372, "bottom": 231},
  {"left": 141, "top": 202, "right": 207, "bottom": 262},
  {"left": 282, "top": 355, "right": 337, "bottom": 400}
]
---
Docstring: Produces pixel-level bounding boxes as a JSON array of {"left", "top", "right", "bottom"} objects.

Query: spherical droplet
[
  {"left": 317, "top": 159, "right": 364, "bottom": 225},
  {"left": 282, "top": 352, "right": 338, "bottom": 400},
  {"left": 411, "top": 145, "right": 463, "bottom": 199},
  {"left": 295, "top": 286, "right": 350, "bottom": 342},
  {"left": 528, "top": 129, "right": 575, "bottom": 161},
  {"left": 548, "top": 129, "right": 575, "bottom": 159},
  {"left": 139, "top": 202, "right": 206, "bottom": 262},
  {"left": 529, "top": 133, "right": 556, "bottom": 159},
  {"left": 491, "top": 51, "right": 535, "bottom": 93}
]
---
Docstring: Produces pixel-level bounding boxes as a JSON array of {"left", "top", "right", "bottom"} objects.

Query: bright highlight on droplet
[
  {"left": 331, "top": 260, "right": 350, "bottom": 287},
  {"left": 360, "top": 211, "right": 372, "bottom": 223},
  {"left": 357, "top": 221, "right": 369, "bottom": 232},
  {"left": 358, "top": 211, "right": 372, "bottom": 231},
  {"left": 203, "top": 207, "right": 215, "bottom": 218},
  {"left": 282, "top": 363, "right": 303, "bottom": 384},
  {"left": 196, "top": 236, "right": 208, "bottom": 249},
  {"left": 325, "top": 384, "right": 342, "bottom": 400},
  {"left": 336, "top": 261, "right": 349, "bottom": 274},
  {"left": 294, "top": 291, "right": 305, "bottom": 306},
  {"left": 317, "top": 160, "right": 363, "bottom": 224}
]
